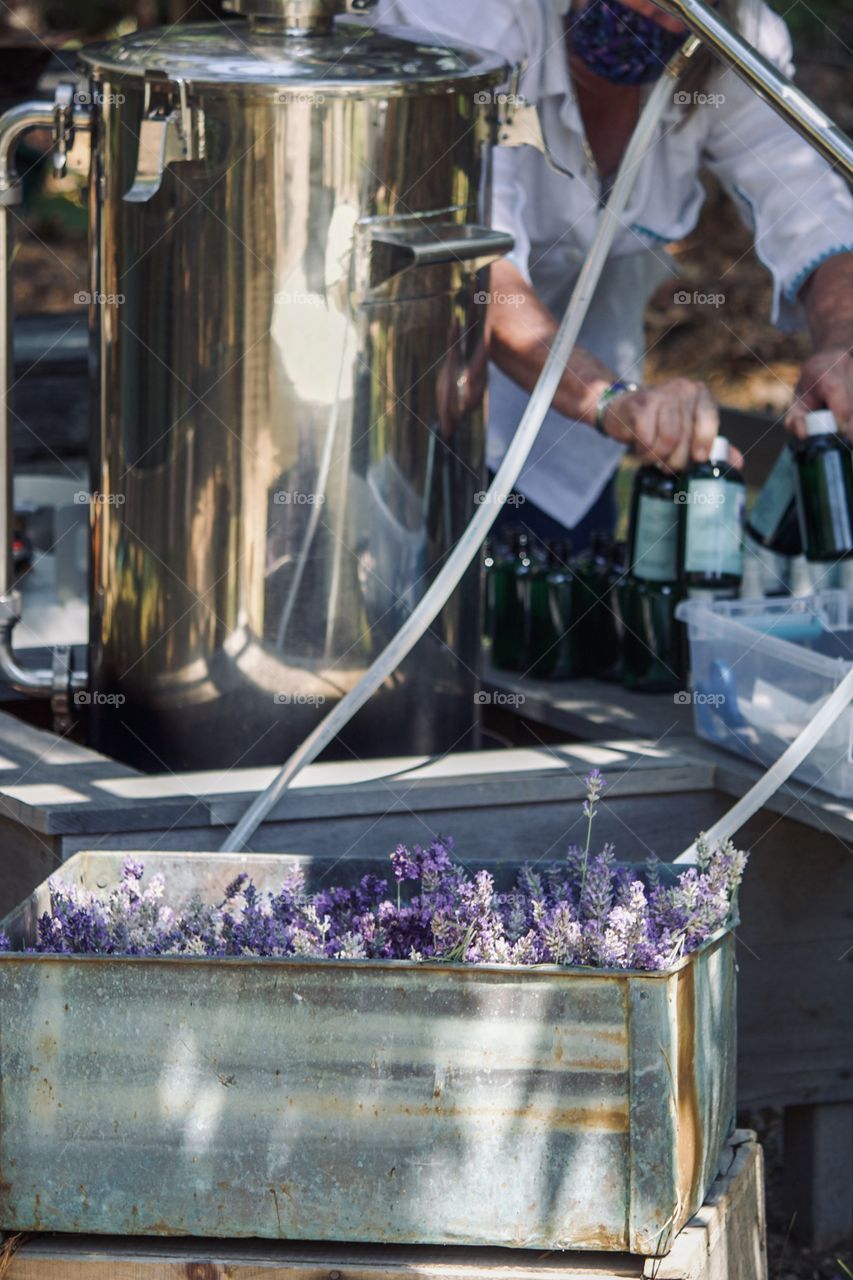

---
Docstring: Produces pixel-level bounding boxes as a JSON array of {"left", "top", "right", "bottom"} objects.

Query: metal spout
[{"left": 222, "top": 0, "right": 341, "bottom": 35}]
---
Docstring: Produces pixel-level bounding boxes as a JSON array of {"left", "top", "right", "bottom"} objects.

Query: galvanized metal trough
[{"left": 0, "top": 851, "right": 736, "bottom": 1256}]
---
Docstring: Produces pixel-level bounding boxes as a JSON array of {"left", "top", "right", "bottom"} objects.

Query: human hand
[
  {"left": 786, "top": 349, "right": 853, "bottom": 438},
  {"left": 601, "top": 378, "right": 744, "bottom": 471}
]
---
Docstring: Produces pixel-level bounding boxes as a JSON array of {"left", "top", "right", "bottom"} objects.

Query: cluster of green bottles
[
  {"left": 484, "top": 530, "right": 626, "bottom": 680},
  {"left": 624, "top": 435, "right": 745, "bottom": 691},
  {"left": 484, "top": 435, "right": 749, "bottom": 694},
  {"left": 483, "top": 415, "right": 853, "bottom": 696}
]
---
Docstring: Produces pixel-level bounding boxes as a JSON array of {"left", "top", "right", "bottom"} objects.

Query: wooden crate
[{"left": 0, "top": 1134, "right": 765, "bottom": 1280}]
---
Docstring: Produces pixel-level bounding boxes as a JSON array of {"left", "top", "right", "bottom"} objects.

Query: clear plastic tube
[{"left": 220, "top": 59, "right": 687, "bottom": 852}]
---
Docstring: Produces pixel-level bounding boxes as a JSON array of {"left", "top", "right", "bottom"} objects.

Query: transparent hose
[
  {"left": 676, "top": 664, "right": 853, "bottom": 864},
  {"left": 220, "top": 60, "right": 684, "bottom": 852}
]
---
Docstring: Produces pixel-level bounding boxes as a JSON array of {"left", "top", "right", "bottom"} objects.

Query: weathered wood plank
[{"left": 646, "top": 1132, "right": 767, "bottom": 1280}]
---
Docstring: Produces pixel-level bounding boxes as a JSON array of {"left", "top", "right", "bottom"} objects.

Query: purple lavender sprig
[{"left": 0, "top": 787, "right": 747, "bottom": 972}]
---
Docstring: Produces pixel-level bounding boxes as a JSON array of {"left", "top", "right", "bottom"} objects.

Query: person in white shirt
[{"left": 375, "top": 0, "right": 853, "bottom": 544}]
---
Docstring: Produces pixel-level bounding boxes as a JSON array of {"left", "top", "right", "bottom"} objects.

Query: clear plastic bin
[{"left": 676, "top": 589, "right": 853, "bottom": 798}]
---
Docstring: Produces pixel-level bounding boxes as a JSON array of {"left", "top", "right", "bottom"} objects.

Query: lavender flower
[
  {"left": 390, "top": 844, "right": 419, "bottom": 884},
  {"left": 2, "top": 776, "right": 747, "bottom": 973}
]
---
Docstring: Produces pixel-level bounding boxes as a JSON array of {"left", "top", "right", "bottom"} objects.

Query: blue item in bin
[{"left": 696, "top": 659, "right": 747, "bottom": 732}]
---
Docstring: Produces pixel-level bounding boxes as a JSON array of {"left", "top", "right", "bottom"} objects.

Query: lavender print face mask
[{"left": 568, "top": 0, "right": 686, "bottom": 85}]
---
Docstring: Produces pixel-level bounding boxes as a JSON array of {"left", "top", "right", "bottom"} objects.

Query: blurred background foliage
[{"left": 0, "top": 0, "right": 227, "bottom": 43}]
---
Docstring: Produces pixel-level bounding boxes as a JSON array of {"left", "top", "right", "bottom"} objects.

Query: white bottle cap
[
  {"left": 804, "top": 409, "right": 838, "bottom": 437},
  {"left": 709, "top": 436, "right": 729, "bottom": 464}
]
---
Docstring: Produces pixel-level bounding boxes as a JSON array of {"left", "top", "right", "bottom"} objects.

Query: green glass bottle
[
  {"left": 523, "top": 540, "right": 575, "bottom": 679},
  {"left": 571, "top": 533, "right": 614, "bottom": 679},
  {"left": 744, "top": 445, "right": 801, "bottom": 557},
  {"left": 483, "top": 538, "right": 496, "bottom": 641},
  {"left": 622, "top": 464, "right": 685, "bottom": 692},
  {"left": 523, "top": 540, "right": 556, "bottom": 678},
  {"left": 544, "top": 540, "right": 576, "bottom": 680},
  {"left": 620, "top": 578, "right": 686, "bottom": 692},
  {"left": 598, "top": 539, "right": 626, "bottom": 683},
  {"left": 793, "top": 410, "right": 853, "bottom": 562},
  {"left": 678, "top": 436, "right": 745, "bottom": 593},
  {"left": 490, "top": 531, "right": 530, "bottom": 671},
  {"left": 627, "top": 464, "right": 680, "bottom": 584}
]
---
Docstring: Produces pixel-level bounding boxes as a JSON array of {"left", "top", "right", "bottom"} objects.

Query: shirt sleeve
[
  {"left": 370, "top": 0, "right": 528, "bottom": 67},
  {"left": 700, "top": 2, "right": 853, "bottom": 330}
]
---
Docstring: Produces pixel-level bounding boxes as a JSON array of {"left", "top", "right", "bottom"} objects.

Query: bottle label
[
  {"left": 747, "top": 448, "right": 795, "bottom": 542},
  {"left": 633, "top": 493, "right": 679, "bottom": 582},
  {"left": 684, "top": 478, "right": 744, "bottom": 578}
]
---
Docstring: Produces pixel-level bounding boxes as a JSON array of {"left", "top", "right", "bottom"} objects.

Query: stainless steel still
[{"left": 66, "top": 9, "right": 510, "bottom": 771}]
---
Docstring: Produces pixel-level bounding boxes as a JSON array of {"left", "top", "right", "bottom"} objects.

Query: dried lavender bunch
[{"left": 0, "top": 773, "right": 746, "bottom": 971}]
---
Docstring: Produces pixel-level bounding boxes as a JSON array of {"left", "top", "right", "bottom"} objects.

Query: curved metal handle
[
  {"left": 123, "top": 80, "right": 206, "bottom": 204},
  {"left": 0, "top": 90, "right": 90, "bottom": 694}
]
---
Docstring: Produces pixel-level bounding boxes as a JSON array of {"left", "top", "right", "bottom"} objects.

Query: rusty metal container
[{"left": 0, "top": 851, "right": 736, "bottom": 1255}]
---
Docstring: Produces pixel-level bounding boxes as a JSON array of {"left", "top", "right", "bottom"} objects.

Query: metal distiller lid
[{"left": 76, "top": 0, "right": 509, "bottom": 94}]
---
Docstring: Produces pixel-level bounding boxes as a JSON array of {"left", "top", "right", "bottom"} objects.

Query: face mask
[{"left": 568, "top": 0, "right": 685, "bottom": 85}]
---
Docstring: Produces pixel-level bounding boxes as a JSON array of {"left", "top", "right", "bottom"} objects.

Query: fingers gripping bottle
[{"left": 678, "top": 436, "right": 745, "bottom": 596}]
